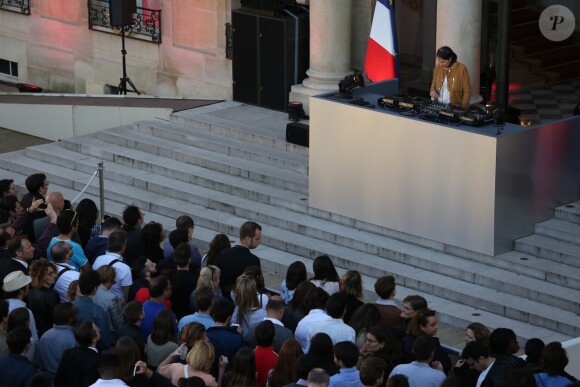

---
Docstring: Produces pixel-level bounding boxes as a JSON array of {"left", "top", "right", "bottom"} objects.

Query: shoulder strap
[
  {"left": 108, "top": 259, "right": 120, "bottom": 267},
  {"left": 184, "top": 363, "right": 188, "bottom": 378},
  {"left": 52, "top": 266, "right": 71, "bottom": 289}
]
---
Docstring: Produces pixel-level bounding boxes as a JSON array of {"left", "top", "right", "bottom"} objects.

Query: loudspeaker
[
  {"left": 109, "top": 0, "right": 137, "bottom": 27},
  {"left": 286, "top": 122, "right": 309, "bottom": 147}
]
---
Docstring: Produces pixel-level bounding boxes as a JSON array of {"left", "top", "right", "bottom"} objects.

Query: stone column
[
  {"left": 436, "top": 0, "right": 482, "bottom": 104},
  {"left": 289, "top": 0, "right": 353, "bottom": 114}
]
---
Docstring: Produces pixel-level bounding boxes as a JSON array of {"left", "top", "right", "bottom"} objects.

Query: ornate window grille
[
  {"left": 0, "top": 0, "right": 31, "bottom": 15},
  {"left": 88, "top": 0, "right": 162, "bottom": 44}
]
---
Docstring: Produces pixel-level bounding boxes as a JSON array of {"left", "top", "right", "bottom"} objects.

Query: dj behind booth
[{"left": 308, "top": 78, "right": 580, "bottom": 257}]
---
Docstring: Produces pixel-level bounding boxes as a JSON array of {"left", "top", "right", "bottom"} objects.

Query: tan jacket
[{"left": 430, "top": 62, "right": 471, "bottom": 109}]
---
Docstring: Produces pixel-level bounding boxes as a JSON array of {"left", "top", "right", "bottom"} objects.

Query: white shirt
[
  {"left": 93, "top": 252, "right": 132, "bottom": 300},
  {"left": 309, "top": 279, "right": 340, "bottom": 295},
  {"left": 476, "top": 359, "right": 495, "bottom": 387},
  {"left": 308, "top": 318, "right": 356, "bottom": 351},
  {"left": 438, "top": 75, "right": 451, "bottom": 105},
  {"left": 8, "top": 298, "right": 38, "bottom": 362},
  {"left": 54, "top": 263, "right": 80, "bottom": 302},
  {"left": 89, "top": 379, "right": 129, "bottom": 387},
  {"left": 294, "top": 309, "right": 332, "bottom": 353}
]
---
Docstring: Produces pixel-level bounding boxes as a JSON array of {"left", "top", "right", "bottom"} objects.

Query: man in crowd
[{"left": 93, "top": 231, "right": 132, "bottom": 301}]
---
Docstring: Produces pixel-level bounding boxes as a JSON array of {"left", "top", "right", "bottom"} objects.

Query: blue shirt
[
  {"left": 141, "top": 300, "right": 176, "bottom": 338},
  {"left": 47, "top": 237, "right": 88, "bottom": 271},
  {"left": 535, "top": 373, "right": 575, "bottom": 387},
  {"left": 0, "top": 354, "right": 38, "bottom": 387},
  {"left": 389, "top": 361, "right": 446, "bottom": 387},
  {"left": 73, "top": 295, "right": 113, "bottom": 349},
  {"left": 329, "top": 367, "right": 363, "bottom": 387},
  {"left": 37, "top": 325, "right": 76, "bottom": 375},
  {"left": 178, "top": 312, "right": 215, "bottom": 333}
]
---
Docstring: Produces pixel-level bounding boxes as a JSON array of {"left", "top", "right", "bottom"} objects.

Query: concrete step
[
  {"left": 536, "top": 219, "right": 580, "bottom": 245},
  {"left": 59, "top": 130, "right": 308, "bottom": 195},
  {"left": 170, "top": 102, "right": 309, "bottom": 157},
  {"left": 555, "top": 201, "right": 580, "bottom": 225},
  {"left": 514, "top": 234, "right": 580, "bottom": 267},
  {"left": 133, "top": 118, "right": 309, "bottom": 174}
]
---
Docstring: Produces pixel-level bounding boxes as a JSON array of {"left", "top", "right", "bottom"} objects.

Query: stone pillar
[
  {"left": 436, "top": 0, "right": 482, "bottom": 104},
  {"left": 289, "top": 0, "right": 353, "bottom": 114}
]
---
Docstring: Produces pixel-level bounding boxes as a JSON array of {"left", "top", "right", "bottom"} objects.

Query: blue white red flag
[{"left": 364, "top": 0, "right": 399, "bottom": 82}]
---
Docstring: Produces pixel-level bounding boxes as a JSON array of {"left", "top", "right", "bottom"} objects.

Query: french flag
[{"left": 364, "top": 0, "right": 399, "bottom": 82}]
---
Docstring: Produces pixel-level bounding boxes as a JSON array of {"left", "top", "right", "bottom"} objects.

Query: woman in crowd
[
  {"left": 454, "top": 322, "right": 491, "bottom": 386},
  {"left": 201, "top": 233, "right": 231, "bottom": 267},
  {"left": 402, "top": 308, "right": 451, "bottom": 373},
  {"left": 158, "top": 341, "right": 227, "bottom": 387},
  {"left": 0, "top": 179, "right": 17, "bottom": 198},
  {"left": 179, "top": 322, "right": 207, "bottom": 354},
  {"left": 27, "top": 258, "right": 60, "bottom": 336},
  {"left": 340, "top": 270, "right": 364, "bottom": 324},
  {"left": 349, "top": 303, "right": 382, "bottom": 350},
  {"left": 360, "top": 326, "right": 404, "bottom": 377},
  {"left": 231, "top": 274, "right": 266, "bottom": 335},
  {"left": 282, "top": 281, "right": 316, "bottom": 332},
  {"left": 280, "top": 261, "right": 307, "bottom": 305},
  {"left": 399, "top": 295, "right": 427, "bottom": 338},
  {"left": 233, "top": 266, "right": 269, "bottom": 308},
  {"left": 122, "top": 205, "right": 144, "bottom": 266},
  {"left": 75, "top": 198, "right": 100, "bottom": 248},
  {"left": 116, "top": 336, "right": 173, "bottom": 387},
  {"left": 267, "top": 338, "right": 303, "bottom": 387},
  {"left": 309, "top": 255, "right": 340, "bottom": 295},
  {"left": 139, "top": 222, "right": 165, "bottom": 264},
  {"left": 301, "top": 333, "right": 339, "bottom": 377},
  {"left": 66, "top": 279, "right": 80, "bottom": 302},
  {"left": 429, "top": 46, "right": 471, "bottom": 110},
  {"left": 190, "top": 265, "right": 223, "bottom": 312},
  {"left": 223, "top": 346, "right": 256, "bottom": 387},
  {"left": 0, "top": 196, "right": 22, "bottom": 224},
  {"left": 147, "top": 309, "right": 179, "bottom": 370},
  {"left": 19, "top": 173, "right": 48, "bottom": 242},
  {"left": 93, "top": 265, "right": 124, "bottom": 335},
  {"left": 534, "top": 342, "right": 577, "bottom": 386}
]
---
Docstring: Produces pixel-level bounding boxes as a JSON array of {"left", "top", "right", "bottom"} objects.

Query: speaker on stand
[{"left": 109, "top": 0, "right": 140, "bottom": 95}]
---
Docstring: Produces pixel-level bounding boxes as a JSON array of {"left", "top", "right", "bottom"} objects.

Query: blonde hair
[
  {"left": 186, "top": 340, "right": 215, "bottom": 373},
  {"left": 97, "top": 265, "right": 116, "bottom": 284},
  {"left": 235, "top": 274, "right": 259, "bottom": 324},
  {"left": 197, "top": 265, "right": 220, "bottom": 291}
]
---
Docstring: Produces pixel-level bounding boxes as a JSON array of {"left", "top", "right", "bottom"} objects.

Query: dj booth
[{"left": 309, "top": 79, "right": 580, "bottom": 256}]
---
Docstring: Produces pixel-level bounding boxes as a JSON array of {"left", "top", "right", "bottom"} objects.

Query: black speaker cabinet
[
  {"left": 109, "top": 0, "right": 137, "bottom": 27},
  {"left": 232, "top": 8, "right": 309, "bottom": 111},
  {"left": 286, "top": 122, "right": 309, "bottom": 147}
]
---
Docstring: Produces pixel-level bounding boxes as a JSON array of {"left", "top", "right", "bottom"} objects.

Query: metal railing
[
  {"left": 88, "top": 0, "right": 162, "bottom": 44},
  {"left": 0, "top": 0, "right": 31, "bottom": 15}
]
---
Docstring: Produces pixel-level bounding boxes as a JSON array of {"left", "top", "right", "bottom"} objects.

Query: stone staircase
[{"left": 1, "top": 101, "right": 579, "bottom": 344}]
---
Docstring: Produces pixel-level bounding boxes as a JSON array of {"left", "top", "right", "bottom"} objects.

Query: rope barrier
[{"left": 71, "top": 168, "right": 99, "bottom": 204}]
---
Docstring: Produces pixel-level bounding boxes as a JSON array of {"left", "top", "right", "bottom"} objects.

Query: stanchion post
[{"left": 98, "top": 162, "right": 105, "bottom": 223}]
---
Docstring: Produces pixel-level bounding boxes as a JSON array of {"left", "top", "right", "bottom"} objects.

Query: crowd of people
[{"left": 0, "top": 173, "right": 578, "bottom": 387}]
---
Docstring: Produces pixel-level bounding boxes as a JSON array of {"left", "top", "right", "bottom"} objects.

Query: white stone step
[
  {"left": 555, "top": 201, "right": 580, "bottom": 225},
  {"left": 514, "top": 234, "right": 580, "bottom": 267},
  {"left": 133, "top": 119, "right": 309, "bottom": 174},
  {"left": 536, "top": 218, "right": 580, "bottom": 245}
]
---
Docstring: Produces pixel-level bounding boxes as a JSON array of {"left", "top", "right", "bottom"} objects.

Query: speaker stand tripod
[{"left": 117, "top": 26, "right": 140, "bottom": 95}]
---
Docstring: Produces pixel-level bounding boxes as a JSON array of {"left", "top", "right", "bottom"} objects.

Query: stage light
[
  {"left": 288, "top": 101, "right": 304, "bottom": 122},
  {"left": 16, "top": 83, "right": 43, "bottom": 93}
]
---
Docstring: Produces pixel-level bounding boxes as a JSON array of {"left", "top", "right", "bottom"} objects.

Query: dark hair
[
  {"left": 333, "top": 341, "right": 359, "bottom": 368},
  {"left": 140, "top": 222, "right": 163, "bottom": 252},
  {"left": 413, "top": 335, "right": 435, "bottom": 361},
  {"left": 541, "top": 342, "right": 569, "bottom": 376},
  {"left": 30, "top": 372, "right": 52, "bottom": 387},
  {"left": 123, "top": 301, "right": 143, "bottom": 324},
  {"left": 490, "top": 328, "right": 517, "bottom": 355},
  {"left": 204, "top": 233, "right": 231, "bottom": 266},
  {"left": 174, "top": 243, "right": 192, "bottom": 268},
  {"left": 402, "top": 295, "right": 427, "bottom": 312},
  {"left": 243, "top": 266, "right": 266, "bottom": 293},
  {"left": 255, "top": 320, "right": 275, "bottom": 347},
  {"left": 268, "top": 339, "right": 303, "bottom": 387},
  {"left": 387, "top": 374, "right": 410, "bottom": 387},
  {"left": 176, "top": 215, "right": 194, "bottom": 231},
  {"left": 102, "top": 216, "right": 122, "bottom": 232},
  {"left": 303, "top": 287, "right": 329, "bottom": 312},
  {"left": 194, "top": 286, "right": 214, "bottom": 312},
  {"left": 348, "top": 303, "right": 381, "bottom": 336},
  {"left": 7, "top": 235, "right": 29, "bottom": 257},
  {"left": 98, "top": 353, "right": 122, "bottom": 379},
  {"left": 78, "top": 271, "right": 101, "bottom": 296},
  {"left": 265, "top": 297, "right": 285, "bottom": 313},
  {"left": 311, "top": 255, "right": 339, "bottom": 283},
  {"left": 50, "top": 241, "right": 71, "bottom": 263},
  {"left": 408, "top": 308, "right": 437, "bottom": 337},
  {"left": 303, "top": 333, "right": 338, "bottom": 376},
  {"left": 524, "top": 338, "right": 544, "bottom": 364},
  {"left": 149, "top": 276, "right": 169, "bottom": 298},
  {"left": 436, "top": 46, "right": 457, "bottom": 65},
  {"left": 151, "top": 309, "right": 177, "bottom": 345},
  {"left": 6, "top": 326, "right": 31, "bottom": 354},
  {"left": 375, "top": 275, "right": 396, "bottom": 299},
  {"left": 131, "top": 256, "right": 151, "bottom": 279},
  {"left": 441, "top": 375, "right": 461, "bottom": 387},
  {"left": 239, "top": 221, "right": 261, "bottom": 240},
  {"left": 360, "top": 357, "right": 387, "bottom": 385},
  {"left": 0, "top": 299, "right": 8, "bottom": 320},
  {"left": 462, "top": 340, "right": 490, "bottom": 360},
  {"left": 7, "top": 307, "right": 30, "bottom": 332},
  {"left": 0, "top": 225, "right": 11, "bottom": 247},
  {"left": 56, "top": 210, "right": 77, "bottom": 234},
  {"left": 227, "top": 347, "right": 257, "bottom": 387},
  {"left": 75, "top": 199, "right": 99, "bottom": 246},
  {"left": 367, "top": 325, "right": 403, "bottom": 364},
  {"left": 115, "top": 336, "right": 141, "bottom": 381},
  {"left": 169, "top": 228, "right": 190, "bottom": 249},
  {"left": 0, "top": 179, "right": 14, "bottom": 196},
  {"left": 504, "top": 368, "right": 536, "bottom": 387},
  {"left": 341, "top": 270, "right": 363, "bottom": 298},
  {"left": 122, "top": 205, "right": 141, "bottom": 228},
  {"left": 326, "top": 292, "right": 347, "bottom": 319},
  {"left": 108, "top": 231, "right": 127, "bottom": 253},
  {"left": 288, "top": 281, "right": 316, "bottom": 312},
  {"left": 308, "top": 369, "right": 330, "bottom": 385},
  {"left": 285, "top": 261, "right": 307, "bottom": 291},
  {"left": 53, "top": 302, "right": 75, "bottom": 325},
  {"left": 177, "top": 376, "right": 206, "bottom": 387},
  {"left": 75, "top": 320, "right": 98, "bottom": 346},
  {"left": 25, "top": 173, "right": 46, "bottom": 195},
  {"left": 211, "top": 298, "right": 234, "bottom": 323},
  {"left": 0, "top": 195, "right": 19, "bottom": 213}
]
